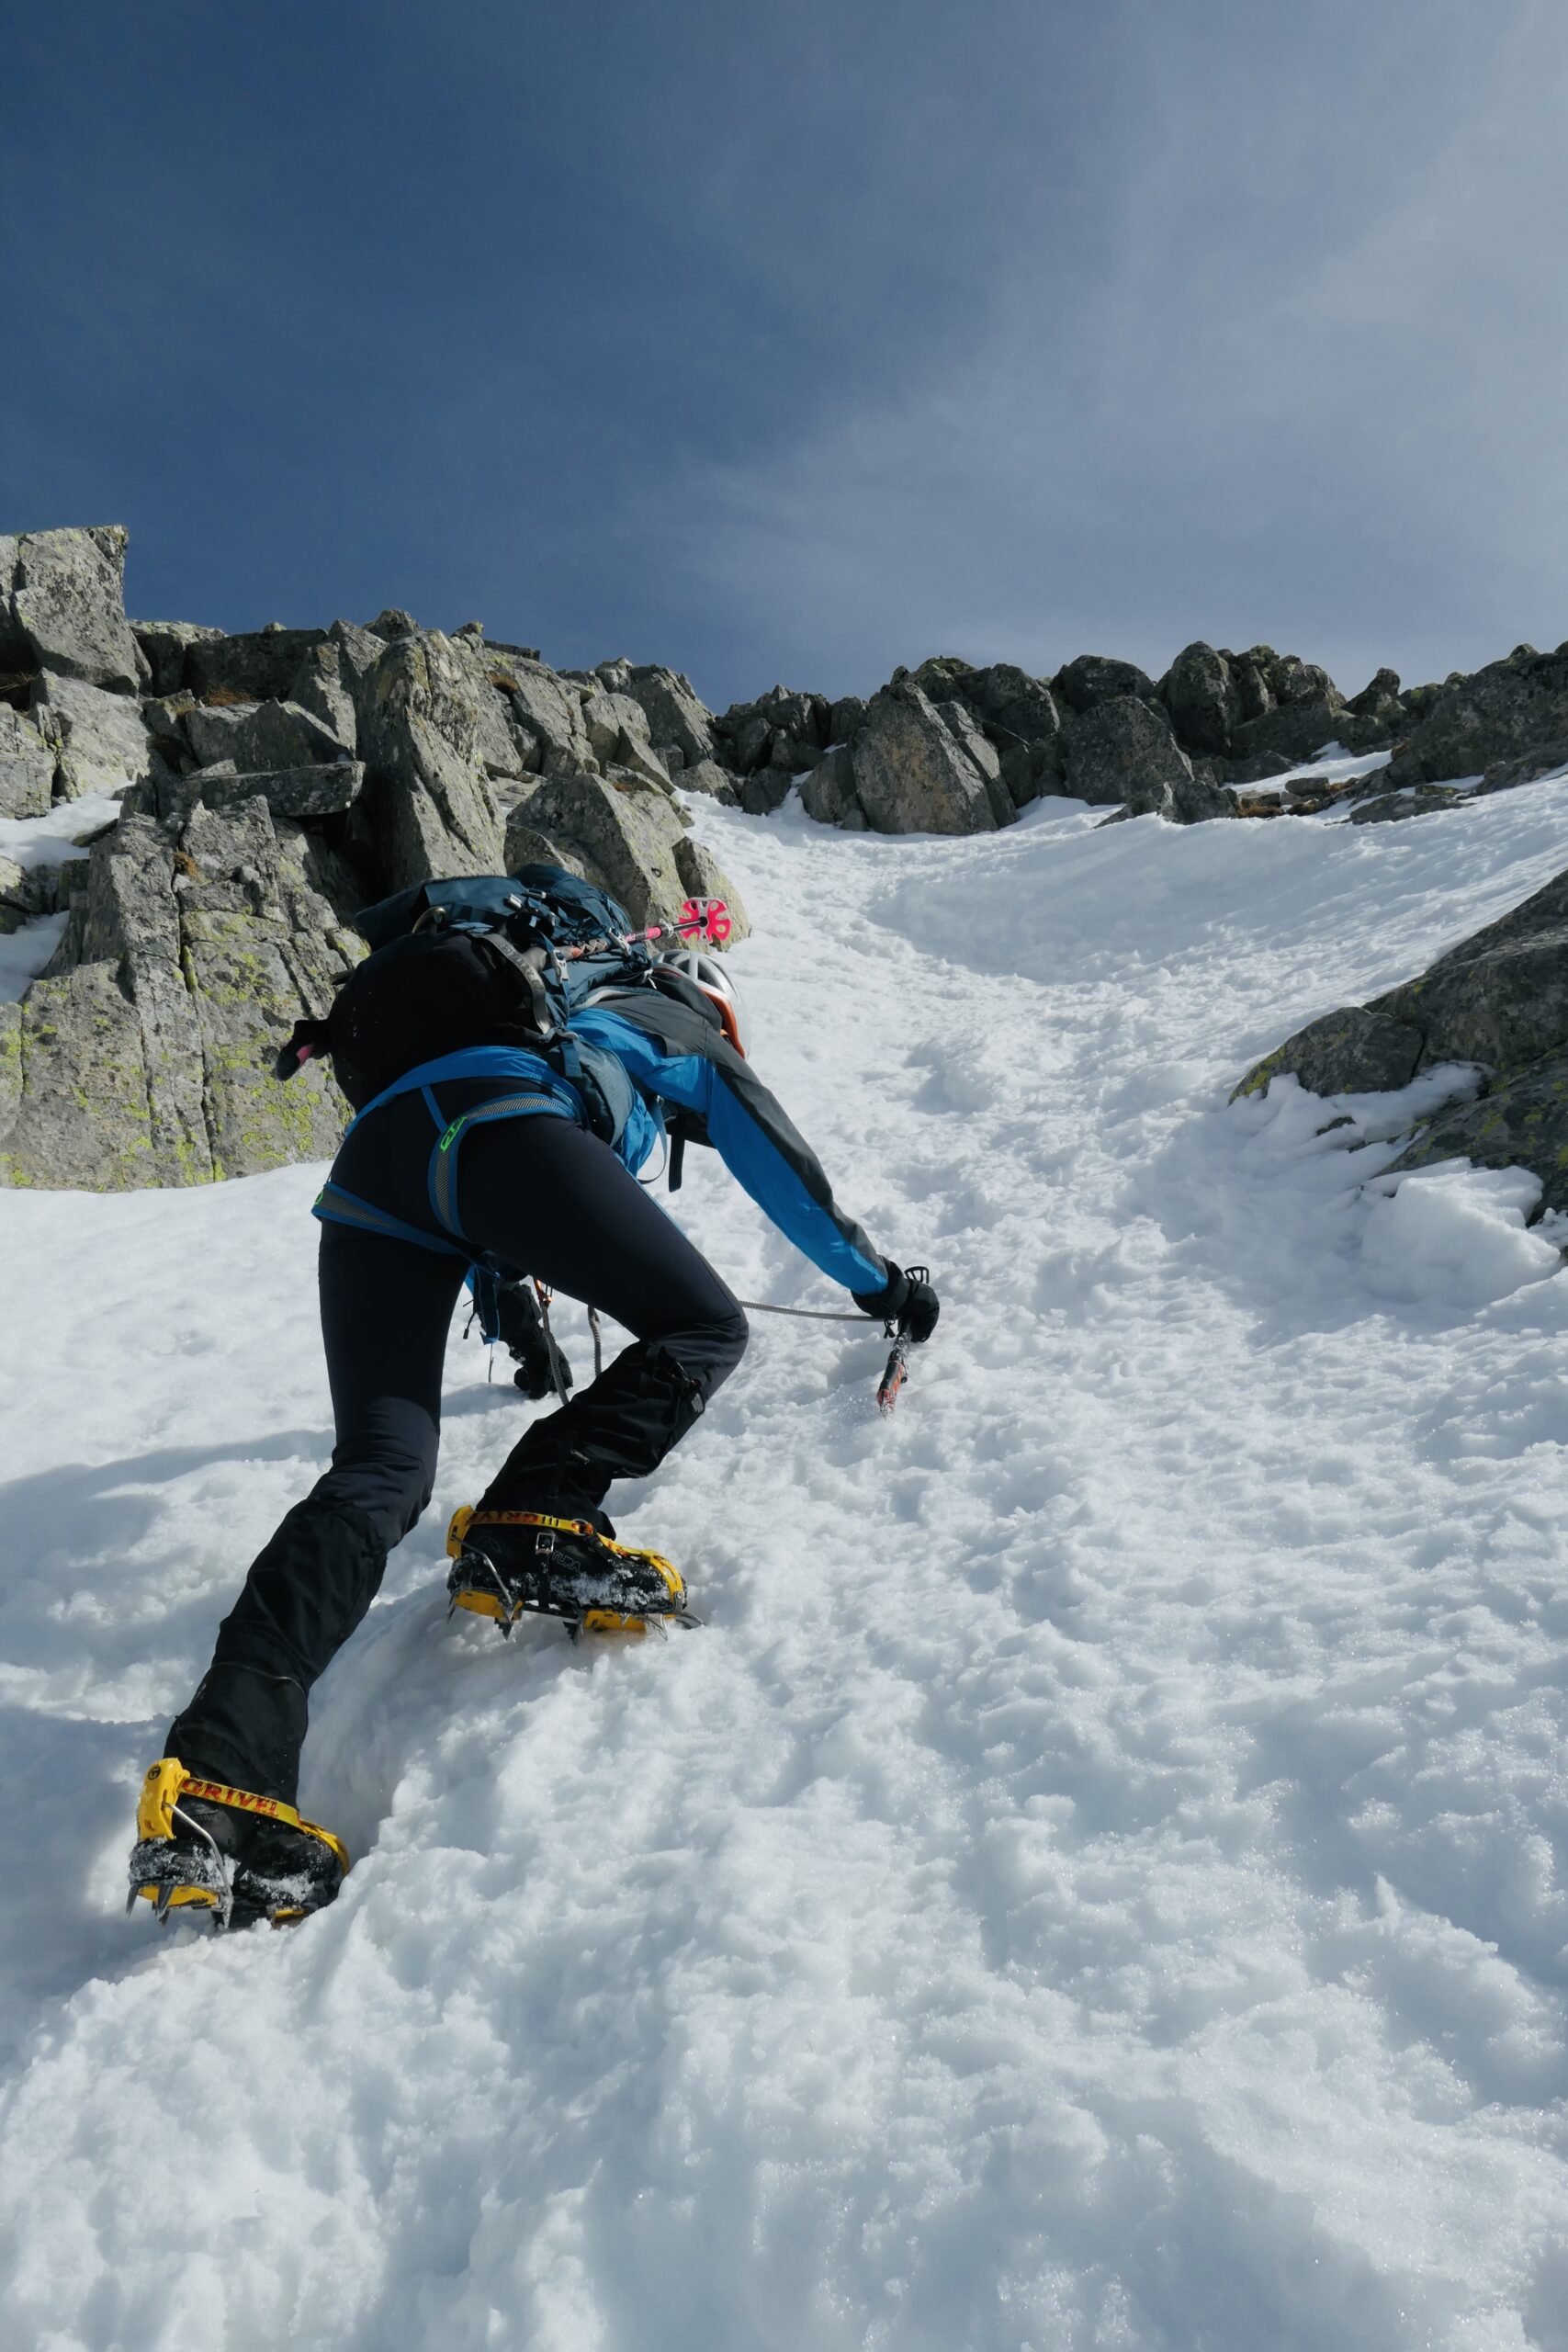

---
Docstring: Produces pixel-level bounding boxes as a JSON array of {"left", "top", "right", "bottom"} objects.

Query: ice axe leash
[{"left": 736, "top": 1264, "right": 933, "bottom": 1417}]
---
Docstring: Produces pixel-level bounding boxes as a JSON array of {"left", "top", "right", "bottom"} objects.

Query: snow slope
[{"left": 4, "top": 779, "right": 1568, "bottom": 2351}]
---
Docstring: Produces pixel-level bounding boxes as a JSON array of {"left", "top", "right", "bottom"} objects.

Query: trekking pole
[{"left": 555, "top": 898, "right": 733, "bottom": 964}]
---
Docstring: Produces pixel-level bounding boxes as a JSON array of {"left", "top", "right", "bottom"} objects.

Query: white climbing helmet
[{"left": 655, "top": 946, "right": 747, "bottom": 1057}]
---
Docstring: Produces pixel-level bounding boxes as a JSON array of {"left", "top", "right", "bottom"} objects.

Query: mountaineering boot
[
  {"left": 445, "top": 1507, "right": 700, "bottom": 1639},
  {"left": 127, "top": 1758, "right": 349, "bottom": 1931}
]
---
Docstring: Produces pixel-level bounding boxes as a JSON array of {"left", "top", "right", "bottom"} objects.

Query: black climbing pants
[{"left": 166, "top": 1111, "right": 749, "bottom": 1801}]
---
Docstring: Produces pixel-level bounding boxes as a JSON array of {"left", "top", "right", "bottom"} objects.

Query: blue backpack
[{"left": 353, "top": 863, "right": 653, "bottom": 1032}]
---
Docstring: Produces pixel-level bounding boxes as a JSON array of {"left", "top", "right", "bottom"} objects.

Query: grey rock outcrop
[
  {"left": 850, "top": 681, "right": 1005, "bottom": 835},
  {"left": 908, "top": 661, "right": 1065, "bottom": 808},
  {"left": 715, "top": 684, "right": 829, "bottom": 780},
  {"left": 799, "top": 743, "right": 865, "bottom": 830},
  {"left": 175, "top": 761, "right": 367, "bottom": 820},
  {"left": 0, "top": 854, "right": 61, "bottom": 933},
  {"left": 1235, "top": 864, "right": 1568, "bottom": 1211},
  {"left": 1100, "top": 765, "right": 1238, "bottom": 828},
  {"left": 1162, "top": 642, "right": 1240, "bottom": 758},
  {"left": 1382, "top": 646, "right": 1568, "bottom": 790},
  {"left": 186, "top": 627, "right": 333, "bottom": 707},
  {"left": 0, "top": 707, "right": 57, "bottom": 818},
  {"left": 31, "top": 675, "right": 163, "bottom": 799},
  {"left": 185, "top": 696, "right": 348, "bottom": 776},
  {"left": 355, "top": 631, "right": 505, "bottom": 891},
  {"left": 0, "top": 527, "right": 140, "bottom": 692},
  {"left": 621, "top": 666, "right": 715, "bottom": 767},
  {"left": 288, "top": 639, "right": 359, "bottom": 755},
  {"left": 1055, "top": 653, "right": 1156, "bottom": 715},
  {"left": 1062, "top": 695, "right": 1192, "bottom": 808},
  {"left": 1, "top": 797, "right": 360, "bottom": 1190},
  {"left": 131, "top": 621, "right": 226, "bottom": 698}
]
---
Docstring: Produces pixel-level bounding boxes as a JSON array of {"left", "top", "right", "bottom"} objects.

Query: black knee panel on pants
[{"left": 482, "top": 1328, "right": 743, "bottom": 1514}]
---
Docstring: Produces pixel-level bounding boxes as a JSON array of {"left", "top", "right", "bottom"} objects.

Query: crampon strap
[{"left": 137, "top": 1758, "right": 349, "bottom": 1872}]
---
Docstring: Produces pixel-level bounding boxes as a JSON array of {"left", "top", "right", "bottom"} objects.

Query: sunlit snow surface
[{"left": 5, "top": 780, "right": 1568, "bottom": 2350}]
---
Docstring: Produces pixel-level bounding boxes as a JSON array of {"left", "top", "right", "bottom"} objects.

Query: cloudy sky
[{"left": 5, "top": 0, "right": 1564, "bottom": 708}]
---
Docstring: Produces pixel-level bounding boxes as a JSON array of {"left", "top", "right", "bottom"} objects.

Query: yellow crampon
[
  {"left": 445, "top": 1505, "right": 692, "bottom": 1637},
  {"left": 130, "top": 1758, "right": 349, "bottom": 1925}
]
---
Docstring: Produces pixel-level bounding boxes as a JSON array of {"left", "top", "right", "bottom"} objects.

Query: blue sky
[{"left": 5, "top": 0, "right": 1564, "bottom": 708}]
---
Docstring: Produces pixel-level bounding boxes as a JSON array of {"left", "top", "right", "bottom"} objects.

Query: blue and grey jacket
[{"left": 314, "top": 980, "right": 888, "bottom": 1298}]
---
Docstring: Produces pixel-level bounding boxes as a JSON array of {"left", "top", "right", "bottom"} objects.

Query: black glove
[{"left": 852, "top": 1261, "right": 940, "bottom": 1343}]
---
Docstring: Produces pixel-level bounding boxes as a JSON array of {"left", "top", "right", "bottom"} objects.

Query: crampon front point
[
  {"left": 445, "top": 1507, "right": 701, "bottom": 1641},
  {"left": 126, "top": 1758, "right": 349, "bottom": 1932}
]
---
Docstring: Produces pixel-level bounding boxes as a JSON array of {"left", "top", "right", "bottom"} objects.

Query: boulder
[
  {"left": 1100, "top": 764, "right": 1237, "bottom": 828},
  {"left": 0, "top": 526, "right": 140, "bottom": 692},
  {"left": 718, "top": 686, "right": 829, "bottom": 775},
  {"left": 1382, "top": 647, "right": 1568, "bottom": 788},
  {"left": 30, "top": 674, "right": 162, "bottom": 798},
  {"left": 1162, "top": 642, "right": 1240, "bottom": 757},
  {"left": 1229, "top": 648, "right": 1275, "bottom": 723},
  {"left": 849, "top": 680, "right": 1006, "bottom": 835},
  {"left": 328, "top": 617, "right": 386, "bottom": 684},
  {"left": 1235, "top": 1004, "right": 1425, "bottom": 1101},
  {"left": 175, "top": 798, "right": 361, "bottom": 1178},
  {"left": 1374, "top": 870, "right": 1568, "bottom": 1074},
  {"left": 909, "top": 657, "right": 974, "bottom": 699},
  {"left": 355, "top": 632, "right": 504, "bottom": 891},
  {"left": 932, "top": 700, "right": 1014, "bottom": 827},
  {"left": 623, "top": 666, "right": 716, "bottom": 766},
  {"left": 186, "top": 628, "right": 332, "bottom": 707},
  {"left": 1391, "top": 1055, "right": 1568, "bottom": 1212},
  {"left": 0, "top": 854, "right": 58, "bottom": 933},
  {"left": 1061, "top": 695, "right": 1192, "bottom": 808},
  {"left": 1347, "top": 666, "right": 1403, "bottom": 724},
  {"left": 367, "top": 609, "right": 420, "bottom": 640},
  {"left": 1, "top": 794, "right": 361, "bottom": 1192},
  {"left": 962, "top": 663, "right": 1064, "bottom": 756},
  {"left": 0, "top": 967, "right": 162, "bottom": 1191},
  {"left": 0, "top": 707, "right": 57, "bottom": 818},
  {"left": 130, "top": 620, "right": 226, "bottom": 698},
  {"left": 185, "top": 697, "right": 348, "bottom": 775},
  {"left": 288, "top": 639, "right": 359, "bottom": 755},
  {"left": 183, "top": 762, "right": 367, "bottom": 820},
  {"left": 1475, "top": 741, "right": 1568, "bottom": 797},
  {"left": 739, "top": 771, "right": 793, "bottom": 816},
  {"left": 1054, "top": 653, "right": 1156, "bottom": 715},
  {"left": 610, "top": 734, "right": 675, "bottom": 791},
  {"left": 799, "top": 743, "right": 866, "bottom": 830},
  {"left": 503, "top": 770, "right": 749, "bottom": 937},
  {"left": 985, "top": 726, "right": 1051, "bottom": 810},
  {"left": 731, "top": 713, "right": 775, "bottom": 774},
  {"left": 829, "top": 695, "right": 869, "bottom": 744},
  {"left": 1230, "top": 698, "right": 1349, "bottom": 765},
  {"left": 581, "top": 688, "right": 640, "bottom": 762},
  {"left": 1346, "top": 785, "right": 1467, "bottom": 826},
  {"left": 494, "top": 658, "right": 593, "bottom": 774}
]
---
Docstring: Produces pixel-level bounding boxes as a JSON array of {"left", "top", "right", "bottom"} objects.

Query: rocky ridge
[{"left": 6, "top": 523, "right": 1568, "bottom": 1196}]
